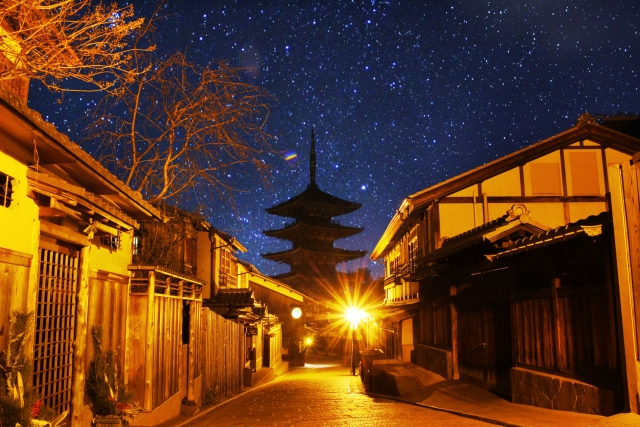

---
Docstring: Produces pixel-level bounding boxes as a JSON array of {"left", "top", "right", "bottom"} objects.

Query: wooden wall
[
  {"left": 511, "top": 238, "right": 619, "bottom": 385},
  {"left": 127, "top": 294, "right": 147, "bottom": 405},
  {"left": 200, "top": 309, "right": 244, "bottom": 402},
  {"left": 85, "top": 275, "right": 129, "bottom": 378},
  {"left": 418, "top": 297, "right": 451, "bottom": 350},
  {"left": 151, "top": 295, "right": 183, "bottom": 408},
  {"left": 0, "top": 254, "right": 31, "bottom": 351}
]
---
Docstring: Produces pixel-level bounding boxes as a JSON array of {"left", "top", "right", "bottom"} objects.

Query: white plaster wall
[{"left": 0, "top": 150, "right": 39, "bottom": 255}]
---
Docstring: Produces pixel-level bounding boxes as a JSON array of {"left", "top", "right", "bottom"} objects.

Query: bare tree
[
  {"left": 86, "top": 52, "right": 276, "bottom": 206},
  {"left": 0, "top": 0, "right": 152, "bottom": 93}
]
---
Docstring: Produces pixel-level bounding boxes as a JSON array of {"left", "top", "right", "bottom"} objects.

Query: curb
[{"left": 364, "top": 391, "right": 526, "bottom": 427}]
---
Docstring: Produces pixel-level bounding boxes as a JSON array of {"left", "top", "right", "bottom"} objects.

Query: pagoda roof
[
  {"left": 263, "top": 220, "right": 363, "bottom": 241},
  {"left": 261, "top": 246, "right": 367, "bottom": 264},
  {"left": 265, "top": 183, "right": 361, "bottom": 218}
]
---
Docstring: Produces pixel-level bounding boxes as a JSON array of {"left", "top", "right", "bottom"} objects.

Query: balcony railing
[
  {"left": 219, "top": 273, "right": 237, "bottom": 288},
  {"left": 398, "top": 261, "right": 417, "bottom": 277},
  {"left": 384, "top": 260, "right": 418, "bottom": 286},
  {"left": 128, "top": 265, "right": 204, "bottom": 300},
  {"left": 384, "top": 280, "right": 420, "bottom": 305},
  {"left": 383, "top": 274, "right": 398, "bottom": 286}
]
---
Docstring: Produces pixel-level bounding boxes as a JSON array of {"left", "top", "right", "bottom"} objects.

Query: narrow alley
[{"left": 180, "top": 363, "right": 491, "bottom": 427}]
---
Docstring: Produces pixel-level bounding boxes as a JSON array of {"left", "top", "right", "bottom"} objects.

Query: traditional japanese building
[
  {"left": 369, "top": 113, "right": 640, "bottom": 416},
  {"left": 262, "top": 130, "right": 366, "bottom": 299}
]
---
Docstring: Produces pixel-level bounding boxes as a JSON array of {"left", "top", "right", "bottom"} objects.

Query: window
[
  {"left": 34, "top": 246, "right": 78, "bottom": 413},
  {"left": 530, "top": 163, "right": 562, "bottom": 195},
  {"left": 0, "top": 172, "right": 13, "bottom": 207},
  {"left": 408, "top": 238, "right": 417, "bottom": 263},
  {"left": 184, "top": 237, "right": 197, "bottom": 269},
  {"left": 100, "top": 235, "right": 120, "bottom": 250},
  {"left": 132, "top": 235, "right": 141, "bottom": 255},
  {"left": 569, "top": 152, "right": 600, "bottom": 195},
  {"left": 220, "top": 248, "right": 231, "bottom": 287}
]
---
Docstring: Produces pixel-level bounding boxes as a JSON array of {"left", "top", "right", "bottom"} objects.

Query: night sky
[{"left": 29, "top": 0, "right": 640, "bottom": 278}]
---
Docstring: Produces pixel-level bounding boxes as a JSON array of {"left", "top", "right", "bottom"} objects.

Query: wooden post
[
  {"left": 123, "top": 269, "right": 132, "bottom": 389},
  {"left": 187, "top": 300, "right": 196, "bottom": 402},
  {"left": 627, "top": 161, "right": 640, "bottom": 358},
  {"left": 144, "top": 270, "right": 156, "bottom": 410},
  {"left": 551, "top": 278, "right": 561, "bottom": 370},
  {"left": 482, "top": 193, "right": 489, "bottom": 225},
  {"left": 24, "top": 220, "right": 41, "bottom": 354},
  {"left": 608, "top": 163, "right": 639, "bottom": 413},
  {"left": 450, "top": 285, "right": 459, "bottom": 379},
  {"left": 70, "top": 246, "right": 90, "bottom": 427}
]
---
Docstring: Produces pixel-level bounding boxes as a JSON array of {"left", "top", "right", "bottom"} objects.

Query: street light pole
[
  {"left": 350, "top": 323, "right": 356, "bottom": 376},
  {"left": 346, "top": 307, "right": 367, "bottom": 377}
]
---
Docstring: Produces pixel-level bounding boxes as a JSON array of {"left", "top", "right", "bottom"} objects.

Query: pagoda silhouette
[{"left": 262, "top": 130, "right": 366, "bottom": 299}]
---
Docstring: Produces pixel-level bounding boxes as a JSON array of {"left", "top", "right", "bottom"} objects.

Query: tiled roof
[
  {"left": 266, "top": 183, "right": 361, "bottom": 218},
  {"left": 203, "top": 288, "right": 255, "bottom": 308},
  {"left": 488, "top": 211, "right": 611, "bottom": 261},
  {"left": 422, "top": 205, "right": 548, "bottom": 264}
]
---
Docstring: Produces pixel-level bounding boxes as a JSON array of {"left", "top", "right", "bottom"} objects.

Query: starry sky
[{"left": 29, "top": 0, "right": 640, "bottom": 278}]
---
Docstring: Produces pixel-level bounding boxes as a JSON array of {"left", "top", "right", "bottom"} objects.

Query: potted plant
[
  {"left": 0, "top": 311, "right": 67, "bottom": 427},
  {"left": 86, "top": 326, "right": 142, "bottom": 426}
]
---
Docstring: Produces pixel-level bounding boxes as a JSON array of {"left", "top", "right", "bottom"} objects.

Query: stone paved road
[{"left": 184, "top": 363, "right": 492, "bottom": 427}]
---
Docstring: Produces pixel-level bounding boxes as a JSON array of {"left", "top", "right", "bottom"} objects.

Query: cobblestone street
[{"left": 184, "top": 364, "right": 491, "bottom": 427}]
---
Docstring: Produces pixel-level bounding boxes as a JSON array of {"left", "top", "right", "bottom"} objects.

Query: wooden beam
[
  {"left": 440, "top": 195, "right": 608, "bottom": 204},
  {"left": 39, "top": 220, "right": 89, "bottom": 247},
  {"left": 0, "top": 247, "right": 32, "bottom": 267},
  {"left": 38, "top": 207, "right": 68, "bottom": 219}
]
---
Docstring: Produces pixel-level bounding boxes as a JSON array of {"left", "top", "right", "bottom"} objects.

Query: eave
[
  {"left": 487, "top": 211, "right": 611, "bottom": 261},
  {"left": 261, "top": 246, "right": 367, "bottom": 264},
  {"left": 266, "top": 183, "right": 361, "bottom": 219},
  {"left": 263, "top": 221, "right": 363, "bottom": 241}
]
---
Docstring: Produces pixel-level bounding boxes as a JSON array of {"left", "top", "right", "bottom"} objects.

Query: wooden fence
[
  {"left": 510, "top": 237, "right": 618, "bottom": 385},
  {"left": 200, "top": 309, "right": 244, "bottom": 403},
  {"left": 126, "top": 266, "right": 203, "bottom": 410}
]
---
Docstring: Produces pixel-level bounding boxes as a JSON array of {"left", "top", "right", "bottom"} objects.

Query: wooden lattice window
[
  {"left": 34, "top": 246, "right": 78, "bottom": 414},
  {"left": 0, "top": 172, "right": 13, "bottom": 207},
  {"left": 220, "top": 248, "right": 231, "bottom": 287},
  {"left": 100, "top": 235, "right": 120, "bottom": 250}
]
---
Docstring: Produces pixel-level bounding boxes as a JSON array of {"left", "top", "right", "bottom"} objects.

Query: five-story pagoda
[{"left": 262, "top": 130, "right": 366, "bottom": 298}]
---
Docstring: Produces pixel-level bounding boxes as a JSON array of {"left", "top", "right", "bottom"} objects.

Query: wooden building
[
  {"left": 370, "top": 114, "right": 640, "bottom": 415},
  {"left": 247, "top": 264, "right": 307, "bottom": 367},
  {"left": 0, "top": 85, "right": 162, "bottom": 426},
  {"left": 0, "top": 78, "right": 285, "bottom": 427},
  {"left": 262, "top": 129, "right": 366, "bottom": 299},
  {"left": 128, "top": 211, "right": 285, "bottom": 425}
]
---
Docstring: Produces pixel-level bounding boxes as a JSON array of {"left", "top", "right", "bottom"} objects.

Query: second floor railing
[{"left": 219, "top": 272, "right": 237, "bottom": 288}]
